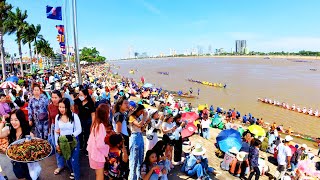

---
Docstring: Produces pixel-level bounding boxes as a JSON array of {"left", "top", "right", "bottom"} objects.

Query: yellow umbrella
[{"left": 248, "top": 125, "right": 266, "bottom": 137}]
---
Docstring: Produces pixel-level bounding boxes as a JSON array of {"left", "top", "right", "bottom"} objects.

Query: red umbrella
[
  {"left": 181, "top": 123, "right": 197, "bottom": 138},
  {"left": 0, "top": 81, "right": 17, "bottom": 89},
  {"left": 181, "top": 112, "right": 199, "bottom": 123}
]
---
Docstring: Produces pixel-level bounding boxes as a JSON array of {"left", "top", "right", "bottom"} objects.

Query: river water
[{"left": 112, "top": 57, "right": 320, "bottom": 138}]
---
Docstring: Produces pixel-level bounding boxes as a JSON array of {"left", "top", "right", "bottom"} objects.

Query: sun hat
[
  {"left": 192, "top": 143, "right": 206, "bottom": 156},
  {"left": 229, "top": 147, "right": 239, "bottom": 154},
  {"left": 236, "top": 152, "right": 248, "bottom": 161},
  {"left": 285, "top": 135, "right": 293, "bottom": 142},
  {"left": 183, "top": 144, "right": 194, "bottom": 153},
  {"left": 301, "top": 144, "right": 307, "bottom": 149}
]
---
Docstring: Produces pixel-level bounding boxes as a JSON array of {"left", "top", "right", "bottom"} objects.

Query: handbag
[{"left": 146, "top": 126, "right": 155, "bottom": 140}]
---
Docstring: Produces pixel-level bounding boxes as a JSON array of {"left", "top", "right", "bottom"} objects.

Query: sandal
[
  {"left": 54, "top": 168, "right": 63, "bottom": 175},
  {"left": 70, "top": 173, "right": 75, "bottom": 179}
]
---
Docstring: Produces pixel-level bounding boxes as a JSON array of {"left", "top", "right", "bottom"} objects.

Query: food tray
[{"left": 6, "top": 138, "right": 52, "bottom": 163}]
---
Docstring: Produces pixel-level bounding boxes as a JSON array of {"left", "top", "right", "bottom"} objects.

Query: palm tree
[
  {"left": 32, "top": 24, "right": 42, "bottom": 59},
  {"left": 0, "top": 0, "right": 12, "bottom": 80},
  {"left": 35, "top": 39, "right": 54, "bottom": 57},
  {"left": 21, "top": 23, "right": 35, "bottom": 64},
  {"left": 7, "top": 7, "right": 28, "bottom": 76}
]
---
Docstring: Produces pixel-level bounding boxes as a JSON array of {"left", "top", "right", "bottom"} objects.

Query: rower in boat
[
  {"left": 291, "top": 104, "right": 296, "bottom": 111},
  {"left": 268, "top": 99, "right": 272, "bottom": 104},
  {"left": 276, "top": 101, "right": 280, "bottom": 106},
  {"left": 264, "top": 98, "right": 268, "bottom": 102},
  {"left": 282, "top": 102, "right": 286, "bottom": 108},
  {"left": 314, "top": 109, "right": 319, "bottom": 117},
  {"left": 297, "top": 107, "right": 302, "bottom": 113},
  {"left": 285, "top": 103, "right": 290, "bottom": 109},
  {"left": 308, "top": 108, "right": 313, "bottom": 115},
  {"left": 302, "top": 107, "right": 307, "bottom": 114},
  {"left": 273, "top": 100, "right": 277, "bottom": 105}
]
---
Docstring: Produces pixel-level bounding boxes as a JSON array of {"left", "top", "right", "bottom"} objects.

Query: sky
[{"left": 4, "top": 0, "right": 320, "bottom": 59}]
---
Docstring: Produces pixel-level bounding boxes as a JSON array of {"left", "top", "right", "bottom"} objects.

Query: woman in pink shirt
[{"left": 87, "top": 103, "right": 110, "bottom": 180}]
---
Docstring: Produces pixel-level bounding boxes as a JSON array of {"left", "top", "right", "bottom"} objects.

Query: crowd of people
[{"left": 0, "top": 63, "right": 319, "bottom": 180}]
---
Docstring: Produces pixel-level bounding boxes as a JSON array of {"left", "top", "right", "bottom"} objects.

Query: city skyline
[{"left": 4, "top": 0, "right": 320, "bottom": 59}]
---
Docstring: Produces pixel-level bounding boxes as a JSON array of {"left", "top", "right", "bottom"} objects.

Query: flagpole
[
  {"left": 64, "top": 0, "right": 71, "bottom": 73},
  {"left": 72, "top": 0, "right": 82, "bottom": 84}
]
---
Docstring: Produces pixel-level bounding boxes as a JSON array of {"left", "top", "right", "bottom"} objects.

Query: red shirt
[
  {"left": 48, "top": 103, "right": 59, "bottom": 125},
  {"left": 20, "top": 103, "right": 28, "bottom": 121}
]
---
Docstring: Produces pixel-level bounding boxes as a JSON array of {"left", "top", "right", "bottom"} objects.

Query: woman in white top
[
  {"left": 161, "top": 114, "right": 176, "bottom": 146},
  {"left": 146, "top": 110, "right": 163, "bottom": 150},
  {"left": 55, "top": 98, "right": 82, "bottom": 180},
  {"left": 128, "top": 104, "right": 147, "bottom": 180},
  {"left": 201, "top": 113, "right": 212, "bottom": 139}
]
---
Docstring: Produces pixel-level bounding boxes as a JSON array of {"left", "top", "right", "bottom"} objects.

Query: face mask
[{"left": 79, "top": 96, "right": 85, "bottom": 101}]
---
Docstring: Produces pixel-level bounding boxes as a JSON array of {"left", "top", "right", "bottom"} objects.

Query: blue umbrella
[
  {"left": 216, "top": 129, "right": 242, "bottom": 152},
  {"left": 143, "top": 83, "right": 153, "bottom": 88},
  {"left": 6, "top": 76, "right": 19, "bottom": 83}
]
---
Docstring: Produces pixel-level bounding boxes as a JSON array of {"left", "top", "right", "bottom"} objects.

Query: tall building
[{"left": 235, "top": 40, "right": 247, "bottom": 54}]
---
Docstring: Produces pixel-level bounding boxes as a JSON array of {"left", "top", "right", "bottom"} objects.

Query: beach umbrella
[
  {"left": 297, "top": 160, "right": 317, "bottom": 176},
  {"left": 181, "top": 123, "right": 197, "bottom": 138},
  {"left": 211, "top": 116, "right": 222, "bottom": 127},
  {"left": 198, "top": 104, "right": 208, "bottom": 111},
  {"left": 216, "top": 129, "right": 242, "bottom": 152},
  {"left": 0, "top": 81, "right": 17, "bottom": 89},
  {"left": 6, "top": 76, "right": 19, "bottom": 83},
  {"left": 143, "top": 83, "right": 153, "bottom": 88},
  {"left": 248, "top": 125, "right": 266, "bottom": 137},
  {"left": 181, "top": 112, "right": 199, "bottom": 123}
]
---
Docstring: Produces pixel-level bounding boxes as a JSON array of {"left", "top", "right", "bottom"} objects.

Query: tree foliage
[
  {"left": 34, "top": 39, "right": 54, "bottom": 58},
  {"left": 80, "top": 47, "right": 106, "bottom": 62}
]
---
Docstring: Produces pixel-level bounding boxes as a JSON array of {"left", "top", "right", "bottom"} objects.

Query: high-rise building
[{"left": 235, "top": 40, "right": 247, "bottom": 54}]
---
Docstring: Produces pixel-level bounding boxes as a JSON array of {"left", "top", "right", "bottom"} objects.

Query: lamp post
[{"left": 71, "top": 0, "right": 82, "bottom": 84}]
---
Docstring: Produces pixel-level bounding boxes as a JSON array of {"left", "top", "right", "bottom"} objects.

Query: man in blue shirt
[{"left": 242, "top": 114, "right": 248, "bottom": 124}]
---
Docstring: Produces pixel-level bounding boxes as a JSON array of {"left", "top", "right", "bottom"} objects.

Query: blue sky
[{"left": 5, "top": 0, "right": 320, "bottom": 59}]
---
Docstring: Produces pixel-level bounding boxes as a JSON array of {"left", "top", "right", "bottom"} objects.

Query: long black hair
[
  {"left": 58, "top": 98, "right": 74, "bottom": 123},
  {"left": 8, "top": 109, "right": 30, "bottom": 144},
  {"left": 80, "top": 88, "right": 94, "bottom": 104},
  {"left": 143, "top": 150, "right": 158, "bottom": 168},
  {"left": 131, "top": 104, "right": 145, "bottom": 117},
  {"left": 114, "top": 96, "right": 128, "bottom": 113}
]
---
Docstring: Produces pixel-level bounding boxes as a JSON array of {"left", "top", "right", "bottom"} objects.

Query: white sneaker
[{"left": 172, "top": 161, "right": 180, "bottom": 166}]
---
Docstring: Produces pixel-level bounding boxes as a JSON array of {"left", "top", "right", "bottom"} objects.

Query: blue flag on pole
[{"left": 46, "top": 6, "right": 62, "bottom": 20}]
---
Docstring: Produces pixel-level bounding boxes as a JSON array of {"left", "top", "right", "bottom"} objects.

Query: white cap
[
  {"left": 285, "top": 135, "right": 293, "bottom": 142},
  {"left": 301, "top": 144, "right": 307, "bottom": 149}
]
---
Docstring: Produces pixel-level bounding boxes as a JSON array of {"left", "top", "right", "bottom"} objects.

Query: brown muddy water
[{"left": 112, "top": 57, "right": 320, "bottom": 138}]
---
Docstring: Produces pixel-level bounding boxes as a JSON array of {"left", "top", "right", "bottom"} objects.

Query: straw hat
[
  {"left": 183, "top": 144, "right": 193, "bottom": 153},
  {"left": 236, "top": 152, "right": 248, "bottom": 161},
  {"left": 229, "top": 147, "right": 239, "bottom": 154},
  {"left": 192, "top": 143, "right": 206, "bottom": 156}
]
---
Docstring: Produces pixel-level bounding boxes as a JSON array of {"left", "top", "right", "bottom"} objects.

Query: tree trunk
[
  {"left": 17, "top": 36, "right": 23, "bottom": 77},
  {"left": 0, "top": 30, "right": 6, "bottom": 80},
  {"left": 28, "top": 42, "right": 32, "bottom": 73}
]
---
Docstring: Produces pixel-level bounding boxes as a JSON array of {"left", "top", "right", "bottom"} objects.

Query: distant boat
[
  {"left": 310, "top": 69, "right": 317, "bottom": 71},
  {"left": 264, "top": 57, "right": 271, "bottom": 59}
]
